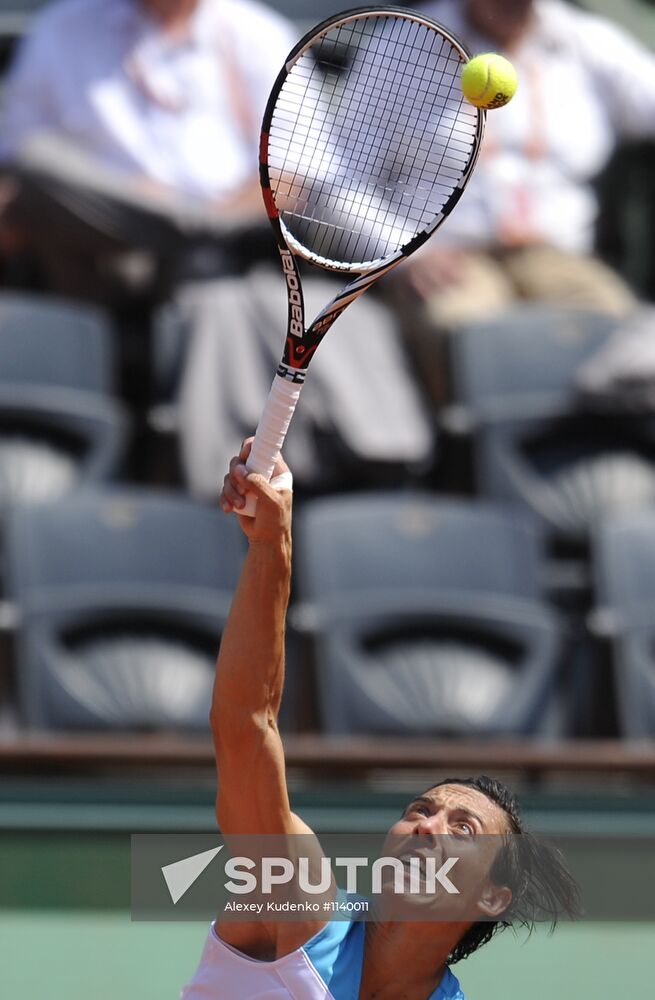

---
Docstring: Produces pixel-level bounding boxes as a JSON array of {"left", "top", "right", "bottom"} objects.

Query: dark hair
[{"left": 424, "top": 776, "right": 582, "bottom": 964}]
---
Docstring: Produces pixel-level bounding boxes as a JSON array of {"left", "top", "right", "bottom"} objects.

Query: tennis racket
[{"left": 242, "top": 5, "right": 484, "bottom": 514}]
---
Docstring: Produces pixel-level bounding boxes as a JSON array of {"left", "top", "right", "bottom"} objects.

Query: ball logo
[
  {"left": 280, "top": 250, "right": 304, "bottom": 337},
  {"left": 487, "top": 91, "right": 510, "bottom": 109}
]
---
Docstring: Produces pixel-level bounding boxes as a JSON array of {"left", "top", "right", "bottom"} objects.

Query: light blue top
[{"left": 303, "top": 912, "right": 467, "bottom": 1000}]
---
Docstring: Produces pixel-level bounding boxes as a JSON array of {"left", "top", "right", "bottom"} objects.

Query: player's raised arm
[{"left": 211, "top": 440, "right": 311, "bottom": 837}]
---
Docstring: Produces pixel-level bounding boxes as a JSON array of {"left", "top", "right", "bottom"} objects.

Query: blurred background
[{"left": 0, "top": 1, "right": 654, "bottom": 997}]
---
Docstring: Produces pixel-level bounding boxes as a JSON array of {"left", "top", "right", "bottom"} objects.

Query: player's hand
[{"left": 220, "top": 438, "right": 292, "bottom": 543}]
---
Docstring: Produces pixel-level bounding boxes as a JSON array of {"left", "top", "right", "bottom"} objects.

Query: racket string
[
  {"left": 267, "top": 14, "right": 480, "bottom": 267},
  {"left": 279, "top": 19, "right": 386, "bottom": 262},
  {"left": 275, "top": 41, "right": 344, "bottom": 217},
  {"left": 272, "top": 28, "right": 465, "bottom": 202},
  {"left": 332, "top": 19, "right": 427, "bottom": 263}
]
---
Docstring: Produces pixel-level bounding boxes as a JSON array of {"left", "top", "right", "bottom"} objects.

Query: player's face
[
  {"left": 464, "top": 0, "right": 534, "bottom": 48},
  {"left": 380, "top": 784, "right": 513, "bottom": 921}
]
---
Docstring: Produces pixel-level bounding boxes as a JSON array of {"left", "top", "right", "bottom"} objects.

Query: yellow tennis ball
[{"left": 461, "top": 53, "right": 518, "bottom": 110}]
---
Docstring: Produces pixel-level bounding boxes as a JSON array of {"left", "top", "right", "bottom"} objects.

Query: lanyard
[
  {"left": 480, "top": 52, "right": 548, "bottom": 245},
  {"left": 123, "top": 15, "right": 257, "bottom": 147}
]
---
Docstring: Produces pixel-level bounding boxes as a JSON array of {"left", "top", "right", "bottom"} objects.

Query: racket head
[{"left": 260, "top": 6, "right": 485, "bottom": 275}]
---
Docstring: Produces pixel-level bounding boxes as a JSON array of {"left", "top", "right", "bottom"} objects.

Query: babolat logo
[{"left": 281, "top": 251, "right": 304, "bottom": 338}]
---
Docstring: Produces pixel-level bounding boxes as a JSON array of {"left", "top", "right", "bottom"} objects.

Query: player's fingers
[
  {"left": 229, "top": 444, "right": 291, "bottom": 499},
  {"left": 221, "top": 441, "right": 254, "bottom": 500},
  {"left": 270, "top": 470, "right": 293, "bottom": 493},
  {"left": 234, "top": 461, "right": 290, "bottom": 497},
  {"left": 242, "top": 471, "right": 285, "bottom": 507},
  {"left": 219, "top": 485, "right": 238, "bottom": 514},
  {"left": 239, "top": 437, "right": 254, "bottom": 462},
  {"left": 221, "top": 475, "right": 245, "bottom": 510},
  {"left": 228, "top": 456, "right": 250, "bottom": 496},
  {"left": 271, "top": 450, "right": 291, "bottom": 481},
  {"left": 219, "top": 485, "right": 233, "bottom": 514}
]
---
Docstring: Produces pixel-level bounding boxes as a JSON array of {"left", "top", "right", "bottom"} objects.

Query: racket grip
[{"left": 240, "top": 374, "right": 303, "bottom": 517}]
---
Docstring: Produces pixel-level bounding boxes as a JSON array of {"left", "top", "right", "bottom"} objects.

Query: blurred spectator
[
  {"left": 0, "top": 0, "right": 434, "bottom": 493},
  {"left": 0, "top": 0, "right": 293, "bottom": 215},
  {"left": 391, "top": 0, "right": 655, "bottom": 389},
  {"left": 0, "top": 0, "right": 296, "bottom": 294}
]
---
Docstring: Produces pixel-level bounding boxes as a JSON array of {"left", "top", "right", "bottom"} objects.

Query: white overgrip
[{"left": 240, "top": 374, "right": 303, "bottom": 517}]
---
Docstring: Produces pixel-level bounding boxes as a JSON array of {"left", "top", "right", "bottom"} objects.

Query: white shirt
[
  {"left": 180, "top": 918, "right": 465, "bottom": 1000},
  {"left": 180, "top": 923, "right": 339, "bottom": 999},
  {"left": 0, "top": 0, "right": 296, "bottom": 200},
  {"left": 421, "top": 0, "right": 655, "bottom": 252}
]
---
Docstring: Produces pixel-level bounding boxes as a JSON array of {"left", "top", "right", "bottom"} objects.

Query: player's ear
[{"left": 476, "top": 882, "right": 512, "bottom": 919}]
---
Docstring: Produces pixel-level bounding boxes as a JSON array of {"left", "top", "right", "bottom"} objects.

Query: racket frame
[{"left": 243, "top": 6, "right": 485, "bottom": 503}]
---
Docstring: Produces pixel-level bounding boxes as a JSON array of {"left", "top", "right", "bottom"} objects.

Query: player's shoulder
[{"left": 430, "top": 965, "right": 467, "bottom": 1000}]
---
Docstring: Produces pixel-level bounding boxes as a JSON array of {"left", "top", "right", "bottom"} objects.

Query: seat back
[
  {"left": 295, "top": 494, "right": 563, "bottom": 736},
  {"left": 8, "top": 489, "right": 244, "bottom": 599},
  {"left": 451, "top": 307, "right": 655, "bottom": 541},
  {"left": 296, "top": 492, "right": 543, "bottom": 603},
  {"left": 594, "top": 511, "right": 655, "bottom": 615},
  {"left": 0, "top": 294, "right": 126, "bottom": 510},
  {"left": 0, "top": 293, "right": 115, "bottom": 394},
  {"left": 593, "top": 512, "right": 655, "bottom": 737},
  {"left": 6, "top": 490, "right": 245, "bottom": 729},
  {"left": 452, "top": 305, "right": 617, "bottom": 418}
]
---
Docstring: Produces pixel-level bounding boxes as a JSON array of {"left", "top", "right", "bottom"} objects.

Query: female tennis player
[{"left": 180, "top": 442, "right": 579, "bottom": 1000}]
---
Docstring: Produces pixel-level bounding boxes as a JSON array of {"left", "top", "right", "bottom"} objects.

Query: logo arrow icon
[{"left": 162, "top": 845, "right": 224, "bottom": 905}]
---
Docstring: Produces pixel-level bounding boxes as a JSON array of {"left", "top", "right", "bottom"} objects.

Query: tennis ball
[{"left": 461, "top": 53, "right": 518, "bottom": 110}]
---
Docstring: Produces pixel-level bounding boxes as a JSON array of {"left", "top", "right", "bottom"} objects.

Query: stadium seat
[
  {"left": 597, "top": 140, "right": 655, "bottom": 301},
  {"left": 294, "top": 493, "right": 565, "bottom": 737},
  {"left": 592, "top": 510, "right": 655, "bottom": 737},
  {"left": 0, "top": 293, "right": 127, "bottom": 511},
  {"left": 447, "top": 305, "right": 655, "bottom": 543},
  {"left": 5, "top": 490, "right": 245, "bottom": 730}
]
